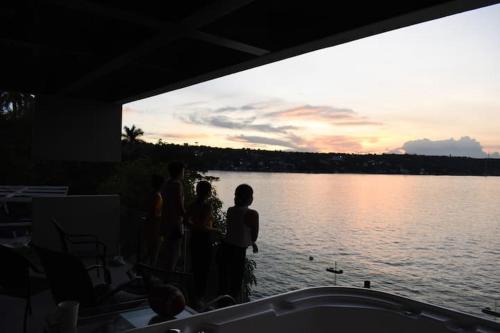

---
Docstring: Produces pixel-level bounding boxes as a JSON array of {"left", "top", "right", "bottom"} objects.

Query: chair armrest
[
  {"left": 200, "top": 295, "right": 236, "bottom": 312},
  {"left": 67, "top": 233, "right": 99, "bottom": 241},
  {"left": 96, "top": 277, "right": 147, "bottom": 304},
  {"left": 69, "top": 239, "right": 106, "bottom": 248},
  {"left": 68, "top": 239, "right": 107, "bottom": 254},
  {"left": 134, "top": 263, "right": 191, "bottom": 279},
  {"left": 86, "top": 264, "right": 103, "bottom": 272}
]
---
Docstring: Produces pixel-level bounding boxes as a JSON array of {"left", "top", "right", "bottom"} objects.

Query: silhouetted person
[
  {"left": 218, "top": 184, "right": 259, "bottom": 300},
  {"left": 142, "top": 174, "right": 164, "bottom": 266},
  {"left": 186, "top": 181, "right": 214, "bottom": 302},
  {"left": 161, "top": 161, "right": 186, "bottom": 271}
]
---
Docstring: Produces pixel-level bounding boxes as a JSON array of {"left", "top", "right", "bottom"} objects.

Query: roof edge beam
[
  {"left": 117, "top": 0, "right": 499, "bottom": 104},
  {"left": 56, "top": 0, "right": 259, "bottom": 95}
]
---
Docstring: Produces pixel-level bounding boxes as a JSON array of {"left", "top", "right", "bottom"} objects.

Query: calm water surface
[{"left": 208, "top": 171, "right": 500, "bottom": 318}]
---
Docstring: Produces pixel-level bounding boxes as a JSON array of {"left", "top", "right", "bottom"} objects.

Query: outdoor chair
[
  {"left": 0, "top": 244, "right": 43, "bottom": 333},
  {"left": 33, "top": 245, "right": 147, "bottom": 317},
  {"left": 51, "top": 218, "right": 107, "bottom": 278}
]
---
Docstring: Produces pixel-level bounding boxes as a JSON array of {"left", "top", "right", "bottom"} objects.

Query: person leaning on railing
[
  {"left": 161, "top": 161, "right": 186, "bottom": 271},
  {"left": 217, "top": 184, "right": 259, "bottom": 301},
  {"left": 142, "top": 174, "right": 164, "bottom": 266},
  {"left": 185, "top": 180, "right": 216, "bottom": 303}
]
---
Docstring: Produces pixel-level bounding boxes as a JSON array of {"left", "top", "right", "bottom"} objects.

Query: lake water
[{"left": 207, "top": 171, "right": 500, "bottom": 319}]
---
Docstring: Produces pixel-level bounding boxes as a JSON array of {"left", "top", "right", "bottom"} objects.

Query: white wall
[
  {"left": 32, "top": 95, "right": 122, "bottom": 162},
  {"left": 32, "top": 195, "right": 120, "bottom": 256}
]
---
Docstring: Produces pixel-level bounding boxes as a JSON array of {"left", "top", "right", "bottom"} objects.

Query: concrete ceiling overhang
[{"left": 1, "top": 0, "right": 498, "bottom": 104}]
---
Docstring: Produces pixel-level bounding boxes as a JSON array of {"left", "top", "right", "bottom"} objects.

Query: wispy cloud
[
  {"left": 304, "top": 135, "right": 369, "bottom": 152},
  {"left": 227, "top": 133, "right": 375, "bottom": 152},
  {"left": 177, "top": 101, "right": 207, "bottom": 108},
  {"left": 214, "top": 106, "right": 238, "bottom": 113},
  {"left": 265, "top": 104, "right": 354, "bottom": 119},
  {"left": 214, "top": 100, "right": 282, "bottom": 113},
  {"left": 181, "top": 114, "right": 298, "bottom": 134},
  {"left": 142, "top": 132, "right": 209, "bottom": 143},
  {"left": 229, "top": 135, "right": 300, "bottom": 150},
  {"left": 172, "top": 100, "right": 384, "bottom": 151},
  {"left": 264, "top": 104, "right": 382, "bottom": 126}
]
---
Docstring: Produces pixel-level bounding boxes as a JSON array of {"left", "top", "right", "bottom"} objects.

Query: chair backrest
[
  {"left": 50, "top": 219, "right": 70, "bottom": 252},
  {"left": 0, "top": 245, "right": 30, "bottom": 297},
  {"left": 33, "top": 245, "right": 96, "bottom": 306}
]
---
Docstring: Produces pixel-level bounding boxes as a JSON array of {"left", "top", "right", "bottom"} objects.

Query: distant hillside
[{"left": 123, "top": 142, "right": 500, "bottom": 176}]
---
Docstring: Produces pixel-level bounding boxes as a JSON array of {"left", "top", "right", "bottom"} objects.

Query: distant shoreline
[
  {"left": 122, "top": 142, "right": 500, "bottom": 177},
  {"left": 206, "top": 169, "right": 500, "bottom": 177}
]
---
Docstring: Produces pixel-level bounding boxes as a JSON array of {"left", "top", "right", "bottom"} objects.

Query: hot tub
[{"left": 125, "top": 287, "right": 500, "bottom": 333}]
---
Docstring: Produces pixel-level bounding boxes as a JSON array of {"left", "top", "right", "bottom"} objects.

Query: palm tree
[{"left": 122, "top": 125, "right": 144, "bottom": 143}]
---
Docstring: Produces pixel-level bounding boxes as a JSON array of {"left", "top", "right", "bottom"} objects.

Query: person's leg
[
  {"left": 197, "top": 234, "right": 212, "bottom": 298},
  {"left": 217, "top": 242, "right": 230, "bottom": 296},
  {"left": 228, "top": 246, "right": 246, "bottom": 300},
  {"left": 152, "top": 235, "right": 162, "bottom": 266},
  {"left": 147, "top": 219, "right": 161, "bottom": 266},
  {"left": 164, "top": 238, "right": 181, "bottom": 271},
  {"left": 141, "top": 222, "right": 151, "bottom": 263},
  {"left": 191, "top": 232, "right": 203, "bottom": 298}
]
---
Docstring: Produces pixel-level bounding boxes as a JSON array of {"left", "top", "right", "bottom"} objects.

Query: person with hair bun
[{"left": 186, "top": 180, "right": 215, "bottom": 301}]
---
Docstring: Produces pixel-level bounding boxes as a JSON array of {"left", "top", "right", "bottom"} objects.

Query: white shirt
[{"left": 225, "top": 206, "right": 253, "bottom": 248}]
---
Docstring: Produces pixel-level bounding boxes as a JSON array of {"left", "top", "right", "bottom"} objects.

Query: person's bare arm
[
  {"left": 244, "top": 209, "right": 259, "bottom": 243},
  {"left": 198, "top": 204, "right": 213, "bottom": 229},
  {"left": 175, "top": 182, "right": 186, "bottom": 216},
  {"left": 206, "top": 205, "right": 214, "bottom": 229},
  {"left": 147, "top": 193, "right": 160, "bottom": 220}
]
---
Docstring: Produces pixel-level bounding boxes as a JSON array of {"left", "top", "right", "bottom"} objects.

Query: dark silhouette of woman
[
  {"left": 161, "top": 161, "right": 186, "bottom": 271},
  {"left": 142, "top": 174, "right": 164, "bottom": 266},
  {"left": 186, "top": 181, "right": 214, "bottom": 301}
]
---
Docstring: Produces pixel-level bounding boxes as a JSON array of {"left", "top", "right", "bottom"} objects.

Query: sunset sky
[{"left": 124, "top": 4, "right": 500, "bottom": 158}]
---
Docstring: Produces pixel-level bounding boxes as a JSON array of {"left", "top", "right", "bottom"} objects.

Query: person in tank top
[{"left": 218, "top": 184, "right": 259, "bottom": 300}]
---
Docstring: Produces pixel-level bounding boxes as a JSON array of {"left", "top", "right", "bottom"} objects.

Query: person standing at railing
[
  {"left": 186, "top": 180, "right": 215, "bottom": 303},
  {"left": 161, "top": 161, "right": 186, "bottom": 271},
  {"left": 142, "top": 174, "right": 164, "bottom": 266},
  {"left": 218, "top": 184, "right": 259, "bottom": 300}
]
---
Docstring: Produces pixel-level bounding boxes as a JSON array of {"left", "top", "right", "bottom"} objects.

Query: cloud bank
[{"left": 401, "top": 136, "right": 500, "bottom": 158}]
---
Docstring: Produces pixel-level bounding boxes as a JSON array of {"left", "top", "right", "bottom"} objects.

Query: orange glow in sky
[{"left": 124, "top": 4, "right": 500, "bottom": 158}]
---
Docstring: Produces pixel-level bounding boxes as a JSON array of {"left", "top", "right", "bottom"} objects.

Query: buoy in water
[
  {"left": 326, "top": 261, "right": 343, "bottom": 274},
  {"left": 309, "top": 256, "right": 314, "bottom": 261}
]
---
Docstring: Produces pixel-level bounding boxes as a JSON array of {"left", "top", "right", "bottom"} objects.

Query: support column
[{"left": 32, "top": 95, "right": 122, "bottom": 162}]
